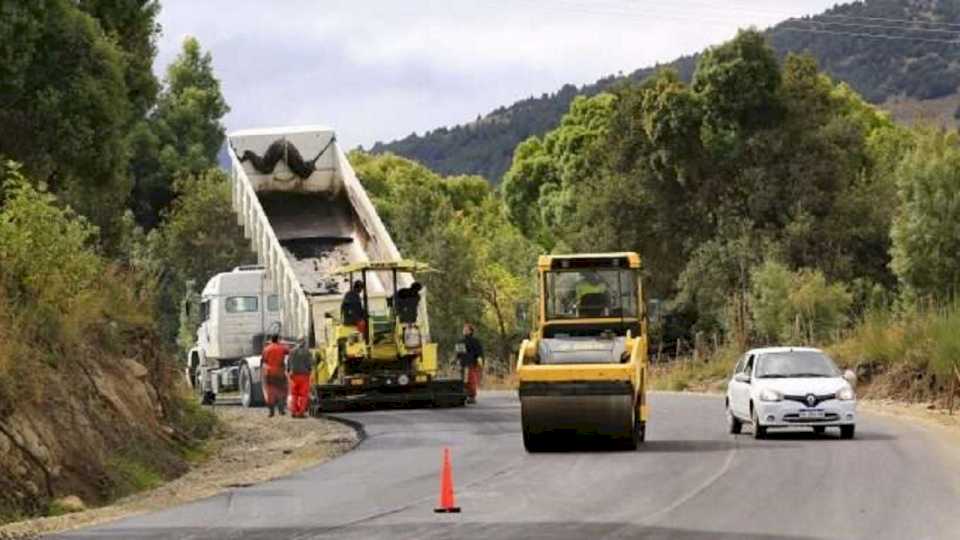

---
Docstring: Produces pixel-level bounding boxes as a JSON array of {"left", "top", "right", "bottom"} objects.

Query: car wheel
[
  {"left": 727, "top": 405, "right": 742, "bottom": 434},
  {"left": 813, "top": 426, "right": 826, "bottom": 435},
  {"left": 840, "top": 425, "right": 855, "bottom": 439},
  {"left": 751, "top": 405, "right": 766, "bottom": 440}
]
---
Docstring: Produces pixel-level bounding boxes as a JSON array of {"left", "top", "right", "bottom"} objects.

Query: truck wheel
[
  {"left": 240, "top": 363, "right": 264, "bottom": 408},
  {"left": 637, "top": 420, "right": 646, "bottom": 444},
  {"left": 840, "top": 425, "right": 855, "bottom": 439},
  {"left": 201, "top": 391, "right": 215, "bottom": 405}
]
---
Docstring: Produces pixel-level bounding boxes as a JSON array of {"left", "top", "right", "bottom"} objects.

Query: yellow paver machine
[
  {"left": 517, "top": 252, "right": 649, "bottom": 451},
  {"left": 309, "top": 260, "right": 467, "bottom": 413}
]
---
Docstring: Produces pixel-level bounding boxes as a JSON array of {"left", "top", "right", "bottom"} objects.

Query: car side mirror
[
  {"left": 734, "top": 373, "right": 751, "bottom": 384},
  {"left": 843, "top": 369, "right": 857, "bottom": 387}
]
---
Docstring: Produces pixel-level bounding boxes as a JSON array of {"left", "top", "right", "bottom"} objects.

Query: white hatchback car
[{"left": 725, "top": 347, "right": 857, "bottom": 439}]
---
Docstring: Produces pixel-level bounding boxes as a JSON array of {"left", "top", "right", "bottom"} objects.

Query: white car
[{"left": 725, "top": 347, "right": 857, "bottom": 439}]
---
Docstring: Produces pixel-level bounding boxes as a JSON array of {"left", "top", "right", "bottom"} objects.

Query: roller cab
[{"left": 517, "top": 253, "right": 648, "bottom": 451}]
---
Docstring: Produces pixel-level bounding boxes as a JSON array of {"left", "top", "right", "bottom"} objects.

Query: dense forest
[
  {"left": 0, "top": 0, "right": 244, "bottom": 520},
  {"left": 373, "top": 0, "right": 960, "bottom": 183}
]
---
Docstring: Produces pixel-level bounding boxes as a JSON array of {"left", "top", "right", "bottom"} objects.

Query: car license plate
[{"left": 799, "top": 410, "right": 825, "bottom": 419}]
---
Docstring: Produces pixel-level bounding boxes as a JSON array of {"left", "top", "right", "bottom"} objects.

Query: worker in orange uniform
[
  {"left": 456, "top": 323, "right": 484, "bottom": 404},
  {"left": 261, "top": 334, "right": 290, "bottom": 417},
  {"left": 286, "top": 340, "right": 313, "bottom": 418}
]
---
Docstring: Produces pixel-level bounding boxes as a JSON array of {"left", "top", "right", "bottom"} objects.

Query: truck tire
[
  {"left": 840, "top": 425, "right": 855, "bottom": 439},
  {"left": 240, "top": 363, "right": 264, "bottom": 408}
]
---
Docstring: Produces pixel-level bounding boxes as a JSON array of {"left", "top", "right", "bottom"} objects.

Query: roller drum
[{"left": 520, "top": 391, "right": 636, "bottom": 450}]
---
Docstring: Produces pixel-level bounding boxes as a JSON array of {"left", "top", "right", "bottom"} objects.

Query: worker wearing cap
[
  {"left": 457, "top": 323, "right": 484, "bottom": 404},
  {"left": 286, "top": 340, "right": 313, "bottom": 418},
  {"left": 261, "top": 334, "right": 290, "bottom": 417}
]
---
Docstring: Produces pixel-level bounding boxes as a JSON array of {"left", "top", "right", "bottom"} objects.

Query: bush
[{"left": 751, "top": 260, "right": 851, "bottom": 344}]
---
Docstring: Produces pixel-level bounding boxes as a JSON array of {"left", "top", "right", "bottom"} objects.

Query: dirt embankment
[
  {"left": 0, "top": 404, "right": 357, "bottom": 538},
  {"left": 0, "top": 348, "right": 194, "bottom": 524}
]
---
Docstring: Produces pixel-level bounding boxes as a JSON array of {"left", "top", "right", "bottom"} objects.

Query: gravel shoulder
[{"left": 0, "top": 403, "right": 358, "bottom": 539}]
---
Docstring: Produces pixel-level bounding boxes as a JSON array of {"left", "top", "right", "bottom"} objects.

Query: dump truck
[
  {"left": 188, "top": 125, "right": 465, "bottom": 409},
  {"left": 185, "top": 265, "right": 280, "bottom": 406},
  {"left": 516, "top": 253, "right": 648, "bottom": 451}
]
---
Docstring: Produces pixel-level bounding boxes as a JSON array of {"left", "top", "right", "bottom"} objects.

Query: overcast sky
[{"left": 155, "top": 0, "right": 837, "bottom": 149}]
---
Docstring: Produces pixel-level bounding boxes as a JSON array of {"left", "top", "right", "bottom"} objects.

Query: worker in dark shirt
[
  {"left": 341, "top": 280, "right": 365, "bottom": 325},
  {"left": 286, "top": 340, "right": 313, "bottom": 418},
  {"left": 456, "top": 323, "right": 484, "bottom": 404},
  {"left": 394, "top": 282, "right": 422, "bottom": 323}
]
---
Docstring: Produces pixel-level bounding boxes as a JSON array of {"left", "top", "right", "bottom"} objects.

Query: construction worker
[
  {"left": 573, "top": 271, "right": 610, "bottom": 316},
  {"left": 394, "top": 281, "right": 422, "bottom": 323},
  {"left": 341, "top": 280, "right": 365, "bottom": 328},
  {"left": 287, "top": 340, "right": 313, "bottom": 418},
  {"left": 457, "top": 323, "right": 484, "bottom": 404},
  {"left": 261, "top": 334, "right": 290, "bottom": 417}
]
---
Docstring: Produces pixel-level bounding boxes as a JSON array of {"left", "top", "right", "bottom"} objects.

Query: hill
[{"left": 371, "top": 0, "right": 960, "bottom": 183}]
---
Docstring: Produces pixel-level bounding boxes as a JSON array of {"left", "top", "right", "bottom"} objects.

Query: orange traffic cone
[{"left": 434, "top": 447, "right": 461, "bottom": 513}]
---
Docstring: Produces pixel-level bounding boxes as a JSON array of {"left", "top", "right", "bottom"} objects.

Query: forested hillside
[
  {"left": 373, "top": 0, "right": 960, "bottom": 183},
  {"left": 496, "top": 27, "right": 960, "bottom": 402},
  {"left": 0, "top": 1, "right": 248, "bottom": 521}
]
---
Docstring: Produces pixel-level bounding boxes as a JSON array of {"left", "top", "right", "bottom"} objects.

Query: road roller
[{"left": 516, "top": 252, "right": 648, "bottom": 451}]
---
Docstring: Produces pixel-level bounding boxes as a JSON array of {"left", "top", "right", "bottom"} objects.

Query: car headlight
[
  {"left": 836, "top": 386, "right": 855, "bottom": 401},
  {"left": 759, "top": 388, "right": 783, "bottom": 402}
]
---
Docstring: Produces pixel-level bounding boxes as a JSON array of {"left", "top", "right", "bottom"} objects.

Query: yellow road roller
[{"left": 517, "top": 252, "right": 648, "bottom": 451}]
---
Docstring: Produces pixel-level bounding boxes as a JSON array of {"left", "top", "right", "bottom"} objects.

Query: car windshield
[
  {"left": 544, "top": 269, "right": 638, "bottom": 319},
  {"left": 755, "top": 351, "right": 841, "bottom": 378}
]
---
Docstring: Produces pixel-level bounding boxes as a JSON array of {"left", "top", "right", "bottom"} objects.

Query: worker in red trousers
[
  {"left": 456, "top": 323, "right": 484, "bottom": 404},
  {"left": 261, "top": 334, "right": 290, "bottom": 417},
  {"left": 287, "top": 340, "right": 313, "bottom": 418}
]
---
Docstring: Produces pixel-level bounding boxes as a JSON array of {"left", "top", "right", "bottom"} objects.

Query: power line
[
  {"left": 502, "top": 0, "right": 960, "bottom": 46},
  {"left": 792, "top": 18, "right": 960, "bottom": 36},
  {"left": 618, "top": 0, "right": 960, "bottom": 30},
  {"left": 777, "top": 24, "right": 960, "bottom": 45},
  {"left": 528, "top": 0, "right": 960, "bottom": 32}
]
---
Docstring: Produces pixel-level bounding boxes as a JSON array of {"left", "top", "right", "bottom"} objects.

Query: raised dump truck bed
[{"left": 224, "top": 125, "right": 462, "bottom": 410}]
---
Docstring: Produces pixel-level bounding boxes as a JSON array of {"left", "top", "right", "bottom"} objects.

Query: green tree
[
  {"left": 751, "top": 260, "right": 851, "bottom": 344},
  {"left": 0, "top": 0, "right": 132, "bottom": 232},
  {"left": 150, "top": 169, "right": 253, "bottom": 339},
  {"left": 132, "top": 36, "right": 230, "bottom": 228},
  {"left": 352, "top": 151, "right": 538, "bottom": 367},
  {"left": 501, "top": 94, "right": 616, "bottom": 247},
  {"left": 76, "top": 0, "right": 161, "bottom": 119},
  {"left": 890, "top": 128, "right": 960, "bottom": 299}
]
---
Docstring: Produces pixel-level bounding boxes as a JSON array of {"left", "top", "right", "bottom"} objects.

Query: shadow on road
[
  {"left": 757, "top": 430, "right": 895, "bottom": 442},
  {"left": 641, "top": 439, "right": 739, "bottom": 453},
  {"left": 60, "top": 523, "right": 821, "bottom": 540}
]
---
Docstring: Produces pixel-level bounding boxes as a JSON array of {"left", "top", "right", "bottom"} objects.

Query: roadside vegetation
[
  {"left": 0, "top": 1, "right": 245, "bottom": 523},
  {"left": 2, "top": 0, "right": 960, "bottom": 525}
]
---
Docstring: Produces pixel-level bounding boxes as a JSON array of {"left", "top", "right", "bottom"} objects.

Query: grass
[
  {"left": 105, "top": 455, "right": 164, "bottom": 499},
  {"left": 651, "top": 301, "right": 960, "bottom": 404},
  {"left": 649, "top": 345, "right": 740, "bottom": 392}
]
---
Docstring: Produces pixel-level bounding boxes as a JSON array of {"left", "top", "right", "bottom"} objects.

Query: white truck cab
[{"left": 186, "top": 266, "right": 282, "bottom": 405}]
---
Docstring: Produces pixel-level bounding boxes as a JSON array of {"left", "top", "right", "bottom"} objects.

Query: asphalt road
[{"left": 56, "top": 392, "right": 960, "bottom": 540}]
